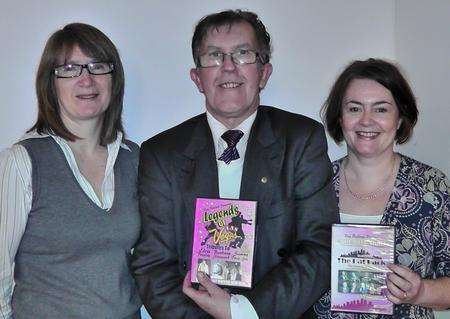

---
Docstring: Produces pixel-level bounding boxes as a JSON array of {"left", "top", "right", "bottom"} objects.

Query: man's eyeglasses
[
  {"left": 54, "top": 62, "right": 114, "bottom": 78},
  {"left": 198, "top": 49, "right": 260, "bottom": 68}
]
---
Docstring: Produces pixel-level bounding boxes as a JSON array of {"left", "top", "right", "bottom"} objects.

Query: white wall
[
  {"left": 395, "top": 0, "right": 450, "bottom": 175},
  {"left": 0, "top": 0, "right": 396, "bottom": 162},
  {"left": 395, "top": 4, "right": 450, "bottom": 315},
  {"left": 0, "top": 1, "right": 448, "bottom": 318}
]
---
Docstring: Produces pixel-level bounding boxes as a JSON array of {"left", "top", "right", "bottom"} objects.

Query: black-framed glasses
[
  {"left": 54, "top": 62, "right": 114, "bottom": 78},
  {"left": 198, "top": 49, "right": 260, "bottom": 68}
]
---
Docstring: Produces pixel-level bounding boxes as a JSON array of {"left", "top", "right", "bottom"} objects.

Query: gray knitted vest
[{"left": 12, "top": 137, "right": 141, "bottom": 319}]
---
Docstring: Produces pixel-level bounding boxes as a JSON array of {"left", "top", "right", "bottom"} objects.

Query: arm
[
  {"left": 387, "top": 175, "right": 450, "bottom": 309},
  {"left": 387, "top": 265, "right": 450, "bottom": 309},
  {"left": 246, "top": 125, "right": 339, "bottom": 318},
  {"left": 131, "top": 142, "right": 210, "bottom": 319},
  {"left": 0, "top": 145, "right": 31, "bottom": 318}
]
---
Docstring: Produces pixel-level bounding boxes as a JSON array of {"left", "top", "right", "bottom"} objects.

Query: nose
[
  {"left": 221, "top": 54, "right": 237, "bottom": 72},
  {"left": 77, "top": 68, "right": 94, "bottom": 86},
  {"left": 360, "top": 108, "right": 373, "bottom": 125}
]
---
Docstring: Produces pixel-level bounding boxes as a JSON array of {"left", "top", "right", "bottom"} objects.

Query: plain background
[{"left": 0, "top": 1, "right": 448, "bottom": 318}]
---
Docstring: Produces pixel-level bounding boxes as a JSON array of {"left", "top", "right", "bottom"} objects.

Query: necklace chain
[{"left": 343, "top": 157, "right": 397, "bottom": 201}]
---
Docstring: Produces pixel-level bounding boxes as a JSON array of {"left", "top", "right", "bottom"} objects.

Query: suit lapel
[
  {"left": 174, "top": 115, "right": 219, "bottom": 225},
  {"left": 240, "top": 109, "right": 284, "bottom": 217},
  {"left": 174, "top": 110, "right": 284, "bottom": 224}
]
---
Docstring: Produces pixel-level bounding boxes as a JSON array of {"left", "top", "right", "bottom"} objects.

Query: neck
[
  {"left": 343, "top": 150, "right": 399, "bottom": 201},
  {"left": 207, "top": 105, "right": 258, "bottom": 129},
  {"left": 345, "top": 150, "right": 397, "bottom": 178},
  {"left": 63, "top": 117, "right": 104, "bottom": 155},
  {"left": 221, "top": 118, "right": 244, "bottom": 129}
]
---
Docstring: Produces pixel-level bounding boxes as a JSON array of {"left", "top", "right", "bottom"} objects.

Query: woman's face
[
  {"left": 341, "top": 79, "right": 400, "bottom": 159},
  {"left": 55, "top": 45, "right": 112, "bottom": 127}
]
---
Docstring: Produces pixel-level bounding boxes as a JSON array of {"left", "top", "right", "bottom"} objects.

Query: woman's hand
[{"left": 386, "top": 263, "right": 424, "bottom": 305}]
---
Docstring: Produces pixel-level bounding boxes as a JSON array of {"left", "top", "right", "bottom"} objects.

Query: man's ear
[
  {"left": 190, "top": 68, "right": 204, "bottom": 93},
  {"left": 259, "top": 62, "right": 273, "bottom": 90}
]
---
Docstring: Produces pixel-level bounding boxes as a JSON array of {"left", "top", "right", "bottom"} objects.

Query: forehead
[
  {"left": 57, "top": 43, "right": 101, "bottom": 65},
  {"left": 345, "top": 78, "right": 394, "bottom": 100},
  {"left": 201, "top": 22, "right": 258, "bottom": 50}
]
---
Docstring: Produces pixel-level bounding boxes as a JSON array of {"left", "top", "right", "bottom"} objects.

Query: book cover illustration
[
  {"left": 331, "top": 224, "right": 395, "bottom": 315},
  {"left": 190, "top": 198, "right": 257, "bottom": 289}
]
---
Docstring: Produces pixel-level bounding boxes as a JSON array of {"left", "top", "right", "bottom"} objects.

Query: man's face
[{"left": 190, "top": 22, "right": 272, "bottom": 128}]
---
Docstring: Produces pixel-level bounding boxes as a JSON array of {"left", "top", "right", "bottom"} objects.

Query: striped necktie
[{"left": 218, "top": 130, "right": 244, "bottom": 164}]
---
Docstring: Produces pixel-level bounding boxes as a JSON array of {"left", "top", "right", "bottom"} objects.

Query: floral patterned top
[{"left": 307, "top": 154, "right": 450, "bottom": 319}]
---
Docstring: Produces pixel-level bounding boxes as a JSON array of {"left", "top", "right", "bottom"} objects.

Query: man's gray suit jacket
[{"left": 132, "top": 105, "right": 339, "bottom": 319}]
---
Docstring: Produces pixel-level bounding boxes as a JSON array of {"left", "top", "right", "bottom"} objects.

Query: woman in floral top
[{"left": 306, "top": 58, "right": 449, "bottom": 319}]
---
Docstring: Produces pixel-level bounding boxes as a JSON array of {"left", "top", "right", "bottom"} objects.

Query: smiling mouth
[
  {"left": 76, "top": 94, "right": 99, "bottom": 100},
  {"left": 219, "top": 82, "right": 243, "bottom": 89},
  {"left": 356, "top": 131, "right": 380, "bottom": 138}
]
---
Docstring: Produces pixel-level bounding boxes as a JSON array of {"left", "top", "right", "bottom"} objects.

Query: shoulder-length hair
[
  {"left": 322, "top": 58, "right": 418, "bottom": 145},
  {"left": 30, "top": 22, "right": 125, "bottom": 146}
]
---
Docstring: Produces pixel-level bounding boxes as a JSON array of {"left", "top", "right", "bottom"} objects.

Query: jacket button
[
  {"left": 183, "top": 261, "right": 187, "bottom": 270},
  {"left": 277, "top": 248, "right": 287, "bottom": 257}
]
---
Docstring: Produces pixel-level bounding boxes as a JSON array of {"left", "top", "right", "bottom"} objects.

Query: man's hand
[
  {"left": 183, "top": 271, "right": 232, "bottom": 319},
  {"left": 386, "top": 263, "right": 424, "bottom": 305}
]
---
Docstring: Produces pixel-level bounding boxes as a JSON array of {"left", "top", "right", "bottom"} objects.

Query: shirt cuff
[{"left": 230, "top": 294, "right": 259, "bottom": 319}]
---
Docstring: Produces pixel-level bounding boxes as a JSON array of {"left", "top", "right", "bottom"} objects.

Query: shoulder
[
  {"left": 0, "top": 143, "right": 31, "bottom": 187},
  {"left": 1, "top": 143, "right": 31, "bottom": 167},
  {"left": 122, "top": 139, "right": 140, "bottom": 154},
  {"left": 140, "top": 113, "right": 206, "bottom": 151},
  {"left": 331, "top": 158, "right": 344, "bottom": 176},
  {"left": 399, "top": 154, "right": 449, "bottom": 196},
  {"left": 120, "top": 139, "right": 140, "bottom": 170},
  {"left": 259, "top": 105, "right": 324, "bottom": 134},
  {"left": 17, "top": 135, "right": 53, "bottom": 149}
]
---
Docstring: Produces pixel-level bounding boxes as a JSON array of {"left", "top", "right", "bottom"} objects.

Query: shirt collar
[
  {"left": 20, "top": 130, "right": 131, "bottom": 151},
  {"left": 206, "top": 110, "right": 257, "bottom": 154}
]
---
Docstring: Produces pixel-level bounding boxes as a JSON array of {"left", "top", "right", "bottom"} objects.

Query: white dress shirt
[
  {"left": 0, "top": 131, "right": 130, "bottom": 318},
  {"left": 206, "top": 111, "right": 259, "bottom": 319}
]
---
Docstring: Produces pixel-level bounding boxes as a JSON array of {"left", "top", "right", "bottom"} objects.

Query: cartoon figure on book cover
[
  {"left": 228, "top": 211, "right": 252, "bottom": 248},
  {"left": 201, "top": 221, "right": 219, "bottom": 246}
]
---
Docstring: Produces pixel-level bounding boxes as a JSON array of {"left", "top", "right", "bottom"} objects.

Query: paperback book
[
  {"left": 331, "top": 224, "right": 395, "bottom": 315},
  {"left": 190, "top": 198, "right": 257, "bottom": 289}
]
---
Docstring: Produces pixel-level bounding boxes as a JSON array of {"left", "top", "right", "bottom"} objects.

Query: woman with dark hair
[
  {"left": 0, "top": 23, "right": 141, "bottom": 318},
  {"left": 307, "top": 58, "right": 449, "bottom": 318}
]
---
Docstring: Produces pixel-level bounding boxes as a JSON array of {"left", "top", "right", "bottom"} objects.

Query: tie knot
[{"left": 221, "top": 130, "right": 244, "bottom": 148}]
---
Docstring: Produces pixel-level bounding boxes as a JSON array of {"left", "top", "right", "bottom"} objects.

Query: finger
[
  {"left": 387, "top": 272, "right": 410, "bottom": 292},
  {"left": 182, "top": 271, "right": 195, "bottom": 295},
  {"left": 182, "top": 272, "right": 207, "bottom": 298},
  {"left": 197, "top": 271, "right": 222, "bottom": 295},
  {"left": 183, "top": 276, "right": 210, "bottom": 306},
  {"left": 386, "top": 291, "right": 403, "bottom": 305},
  {"left": 388, "top": 263, "right": 415, "bottom": 280},
  {"left": 386, "top": 276, "right": 407, "bottom": 300}
]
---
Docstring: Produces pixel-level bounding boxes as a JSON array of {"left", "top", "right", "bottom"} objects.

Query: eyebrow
[
  {"left": 63, "top": 57, "right": 99, "bottom": 65},
  {"left": 204, "top": 43, "right": 253, "bottom": 52},
  {"left": 344, "top": 100, "right": 393, "bottom": 106}
]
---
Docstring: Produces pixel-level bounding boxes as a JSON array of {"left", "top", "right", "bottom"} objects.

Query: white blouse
[
  {"left": 339, "top": 212, "right": 383, "bottom": 225},
  {"left": 0, "top": 131, "right": 130, "bottom": 318}
]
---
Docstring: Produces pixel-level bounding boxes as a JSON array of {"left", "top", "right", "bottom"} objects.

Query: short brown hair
[
  {"left": 30, "top": 23, "right": 125, "bottom": 146},
  {"left": 322, "top": 58, "right": 418, "bottom": 145},
  {"left": 192, "top": 9, "right": 272, "bottom": 67}
]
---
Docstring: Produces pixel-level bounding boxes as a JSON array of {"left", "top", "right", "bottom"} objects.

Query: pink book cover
[
  {"left": 331, "top": 224, "right": 395, "bottom": 315},
  {"left": 190, "top": 198, "right": 257, "bottom": 289}
]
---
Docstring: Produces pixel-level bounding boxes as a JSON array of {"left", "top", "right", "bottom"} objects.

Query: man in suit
[{"left": 132, "top": 9, "right": 339, "bottom": 319}]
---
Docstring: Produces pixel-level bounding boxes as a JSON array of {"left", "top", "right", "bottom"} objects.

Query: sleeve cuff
[{"left": 230, "top": 294, "right": 259, "bottom": 319}]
